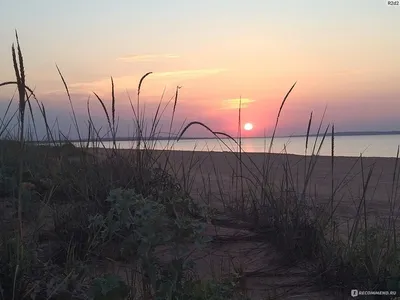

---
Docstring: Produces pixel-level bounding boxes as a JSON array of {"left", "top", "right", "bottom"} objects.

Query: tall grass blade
[{"left": 56, "top": 65, "right": 83, "bottom": 145}]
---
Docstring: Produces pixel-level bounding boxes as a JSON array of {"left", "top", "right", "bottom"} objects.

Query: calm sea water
[{"left": 77, "top": 134, "right": 400, "bottom": 158}]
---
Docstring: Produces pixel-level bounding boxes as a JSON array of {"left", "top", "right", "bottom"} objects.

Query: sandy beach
[
  {"left": 151, "top": 150, "right": 399, "bottom": 217},
  {"left": 93, "top": 147, "right": 400, "bottom": 233}
]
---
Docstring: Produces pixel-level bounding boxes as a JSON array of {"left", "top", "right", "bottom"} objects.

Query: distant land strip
[{"left": 24, "top": 130, "right": 400, "bottom": 144}]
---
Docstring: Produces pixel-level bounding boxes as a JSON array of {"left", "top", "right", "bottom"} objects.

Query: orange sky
[{"left": 0, "top": 1, "right": 399, "bottom": 139}]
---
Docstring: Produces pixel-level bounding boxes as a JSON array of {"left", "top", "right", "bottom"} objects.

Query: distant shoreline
[{"left": 37, "top": 130, "right": 400, "bottom": 143}]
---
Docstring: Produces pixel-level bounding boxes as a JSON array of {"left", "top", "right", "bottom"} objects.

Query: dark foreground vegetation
[{"left": 1, "top": 32, "right": 400, "bottom": 299}]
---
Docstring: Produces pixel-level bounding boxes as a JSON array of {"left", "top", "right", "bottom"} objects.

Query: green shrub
[{"left": 89, "top": 188, "right": 211, "bottom": 299}]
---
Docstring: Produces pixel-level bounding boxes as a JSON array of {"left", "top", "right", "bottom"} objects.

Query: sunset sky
[{"left": 0, "top": 1, "right": 399, "bottom": 139}]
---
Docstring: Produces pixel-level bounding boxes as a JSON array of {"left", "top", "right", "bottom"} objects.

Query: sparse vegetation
[{"left": 1, "top": 32, "right": 400, "bottom": 300}]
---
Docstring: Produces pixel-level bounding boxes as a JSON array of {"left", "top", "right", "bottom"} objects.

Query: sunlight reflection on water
[{"left": 73, "top": 134, "right": 400, "bottom": 158}]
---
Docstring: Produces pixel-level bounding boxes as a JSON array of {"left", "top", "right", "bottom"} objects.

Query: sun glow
[{"left": 244, "top": 122, "right": 253, "bottom": 131}]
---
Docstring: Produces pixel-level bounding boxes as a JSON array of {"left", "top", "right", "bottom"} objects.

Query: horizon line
[{"left": 24, "top": 130, "right": 400, "bottom": 143}]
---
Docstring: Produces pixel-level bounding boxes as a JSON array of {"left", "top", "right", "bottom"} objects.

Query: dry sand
[{"left": 152, "top": 150, "right": 399, "bottom": 221}]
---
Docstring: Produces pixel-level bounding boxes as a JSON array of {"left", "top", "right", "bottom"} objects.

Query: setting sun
[{"left": 244, "top": 122, "right": 253, "bottom": 131}]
